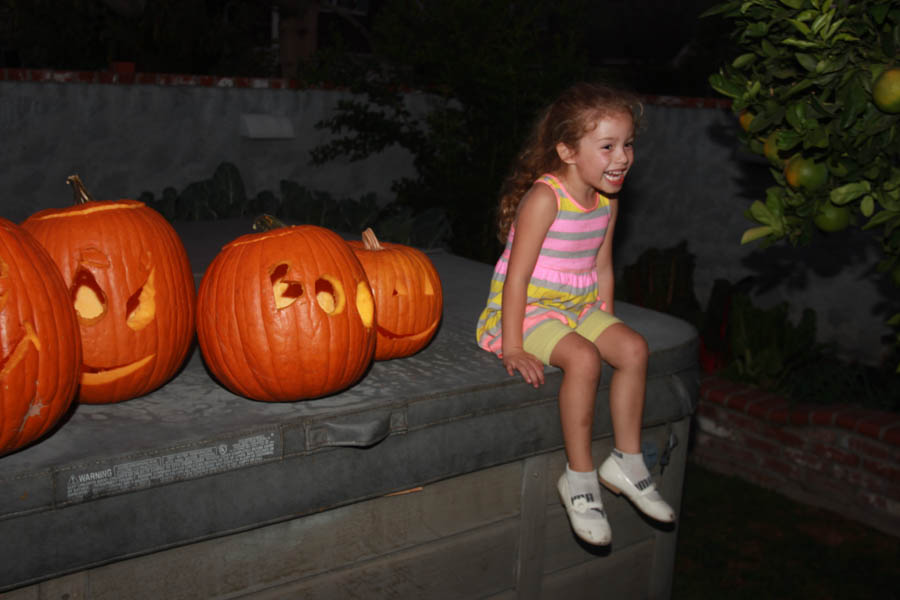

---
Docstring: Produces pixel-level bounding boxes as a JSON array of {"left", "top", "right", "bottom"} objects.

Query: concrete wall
[
  {"left": 0, "top": 71, "right": 890, "bottom": 363},
  {"left": 0, "top": 74, "right": 419, "bottom": 222}
]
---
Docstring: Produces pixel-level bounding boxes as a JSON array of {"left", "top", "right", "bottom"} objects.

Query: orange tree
[{"left": 705, "top": 0, "right": 900, "bottom": 368}]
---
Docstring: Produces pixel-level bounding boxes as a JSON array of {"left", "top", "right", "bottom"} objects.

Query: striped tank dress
[{"left": 475, "top": 173, "right": 611, "bottom": 357}]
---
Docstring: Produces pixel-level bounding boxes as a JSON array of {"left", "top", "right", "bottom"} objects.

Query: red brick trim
[
  {"left": 0, "top": 68, "right": 734, "bottom": 109},
  {"left": 700, "top": 374, "right": 899, "bottom": 445},
  {"left": 694, "top": 374, "right": 900, "bottom": 537}
]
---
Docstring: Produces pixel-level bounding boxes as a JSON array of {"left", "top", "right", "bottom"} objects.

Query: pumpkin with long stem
[
  {"left": 348, "top": 228, "right": 443, "bottom": 360},
  {"left": 196, "top": 216, "right": 375, "bottom": 401},
  {"left": 21, "top": 176, "right": 196, "bottom": 404},
  {"left": 0, "top": 218, "right": 82, "bottom": 455}
]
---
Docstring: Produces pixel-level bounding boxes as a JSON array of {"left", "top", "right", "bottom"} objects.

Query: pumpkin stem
[
  {"left": 67, "top": 175, "right": 96, "bottom": 205},
  {"left": 252, "top": 214, "right": 287, "bottom": 232},
  {"left": 361, "top": 228, "right": 384, "bottom": 251}
]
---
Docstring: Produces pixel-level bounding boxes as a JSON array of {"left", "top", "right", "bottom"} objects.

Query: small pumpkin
[
  {"left": 0, "top": 218, "right": 82, "bottom": 455},
  {"left": 348, "top": 228, "right": 443, "bottom": 360},
  {"left": 21, "top": 176, "right": 196, "bottom": 404},
  {"left": 196, "top": 218, "right": 375, "bottom": 401}
]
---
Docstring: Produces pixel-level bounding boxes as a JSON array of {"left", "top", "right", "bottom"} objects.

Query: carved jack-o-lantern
[
  {"left": 21, "top": 176, "right": 196, "bottom": 404},
  {"left": 0, "top": 218, "right": 81, "bottom": 455},
  {"left": 348, "top": 229, "right": 443, "bottom": 360},
  {"left": 197, "top": 223, "right": 375, "bottom": 401}
]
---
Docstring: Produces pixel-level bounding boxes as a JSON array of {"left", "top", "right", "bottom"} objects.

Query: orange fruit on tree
[
  {"left": 813, "top": 202, "right": 851, "bottom": 233},
  {"left": 872, "top": 67, "right": 900, "bottom": 114},
  {"left": 784, "top": 155, "right": 828, "bottom": 191},
  {"left": 739, "top": 110, "right": 754, "bottom": 131}
]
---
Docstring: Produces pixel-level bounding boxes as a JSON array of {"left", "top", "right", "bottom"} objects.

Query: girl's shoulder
[
  {"left": 514, "top": 181, "right": 559, "bottom": 231},
  {"left": 521, "top": 179, "right": 560, "bottom": 212}
]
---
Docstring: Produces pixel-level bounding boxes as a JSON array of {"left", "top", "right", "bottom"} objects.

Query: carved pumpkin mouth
[
  {"left": 376, "top": 320, "right": 439, "bottom": 340},
  {"left": 82, "top": 354, "right": 155, "bottom": 386}
]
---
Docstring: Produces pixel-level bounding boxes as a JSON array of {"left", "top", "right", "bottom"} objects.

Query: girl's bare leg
[
  {"left": 549, "top": 332, "right": 605, "bottom": 471},
  {"left": 593, "top": 323, "right": 649, "bottom": 453},
  {"left": 550, "top": 332, "right": 613, "bottom": 545},
  {"left": 593, "top": 323, "right": 675, "bottom": 522}
]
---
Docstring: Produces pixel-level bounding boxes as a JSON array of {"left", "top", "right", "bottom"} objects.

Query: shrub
[{"left": 704, "top": 0, "right": 900, "bottom": 369}]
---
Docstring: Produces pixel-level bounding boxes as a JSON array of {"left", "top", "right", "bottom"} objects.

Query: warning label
[{"left": 65, "top": 432, "right": 278, "bottom": 502}]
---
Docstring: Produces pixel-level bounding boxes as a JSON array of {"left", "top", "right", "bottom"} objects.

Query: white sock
[
  {"left": 565, "top": 464, "right": 603, "bottom": 506},
  {"left": 611, "top": 448, "right": 652, "bottom": 485}
]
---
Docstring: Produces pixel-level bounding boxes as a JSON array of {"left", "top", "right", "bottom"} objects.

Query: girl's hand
[{"left": 502, "top": 349, "right": 545, "bottom": 388}]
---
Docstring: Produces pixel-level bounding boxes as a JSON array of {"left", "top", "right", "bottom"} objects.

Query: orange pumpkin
[
  {"left": 0, "top": 218, "right": 81, "bottom": 455},
  {"left": 348, "top": 228, "right": 443, "bottom": 360},
  {"left": 196, "top": 223, "right": 375, "bottom": 401},
  {"left": 21, "top": 176, "right": 196, "bottom": 404}
]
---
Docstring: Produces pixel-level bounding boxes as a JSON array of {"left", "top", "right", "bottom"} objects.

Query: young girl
[{"left": 475, "top": 82, "right": 675, "bottom": 546}]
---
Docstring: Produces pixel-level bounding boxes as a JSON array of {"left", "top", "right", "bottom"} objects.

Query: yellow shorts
[{"left": 523, "top": 309, "right": 622, "bottom": 366}]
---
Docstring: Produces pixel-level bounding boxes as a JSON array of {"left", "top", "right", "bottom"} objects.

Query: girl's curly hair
[{"left": 496, "top": 82, "right": 643, "bottom": 243}]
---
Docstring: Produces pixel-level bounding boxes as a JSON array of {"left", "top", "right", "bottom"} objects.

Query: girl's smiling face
[{"left": 557, "top": 110, "right": 635, "bottom": 198}]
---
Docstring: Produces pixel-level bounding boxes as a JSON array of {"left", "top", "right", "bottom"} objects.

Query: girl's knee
[
  {"left": 624, "top": 331, "right": 649, "bottom": 365},
  {"left": 598, "top": 324, "right": 648, "bottom": 369},
  {"left": 572, "top": 348, "right": 604, "bottom": 381},
  {"left": 551, "top": 336, "right": 604, "bottom": 381}
]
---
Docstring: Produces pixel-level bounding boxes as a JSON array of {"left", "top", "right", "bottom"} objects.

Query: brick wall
[{"left": 692, "top": 375, "right": 900, "bottom": 537}]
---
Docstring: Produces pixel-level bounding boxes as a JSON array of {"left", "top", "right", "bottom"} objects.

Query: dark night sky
[{"left": 0, "top": 0, "right": 731, "bottom": 97}]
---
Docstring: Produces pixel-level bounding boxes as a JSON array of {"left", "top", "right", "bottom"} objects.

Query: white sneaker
[
  {"left": 557, "top": 474, "right": 612, "bottom": 545},
  {"left": 598, "top": 456, "right": 676, "bottom": 523}
]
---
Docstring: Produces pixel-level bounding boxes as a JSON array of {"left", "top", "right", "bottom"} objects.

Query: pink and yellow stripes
[{"left": 476, "top": 174, "right": 611, "bottom": 357}]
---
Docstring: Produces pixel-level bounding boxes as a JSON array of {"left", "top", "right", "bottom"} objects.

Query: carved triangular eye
[
  {"left": 315, "top": 276, "right": 345, "bottom": 315},
  {"left": 126, "top": 268, "right": 156, "bottom": 331},
  {"left": 270, "top": 263, "right": 303, "bottom": 309},
  {"left": 356, "top": 281, "right": 374, "bottom": 328},
  {"left": 71, "top": 266, "right": 107, "bottom": 324}
]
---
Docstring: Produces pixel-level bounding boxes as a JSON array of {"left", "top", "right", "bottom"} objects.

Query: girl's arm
[
  {"left": 595, "top": 198, "right": 619, "bottom": 314},
  {"left": 501, "top": 184, "right": 557, "bottom": 388}
]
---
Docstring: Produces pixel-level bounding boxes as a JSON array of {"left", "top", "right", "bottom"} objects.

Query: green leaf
[
  {"left": 700, "top": 1, "right": 742, "bottom": 17},
  {"left": 783, "top": 37, "right": 822, "bottom": 48},
  {"left": 788, "top": 19, "right": 812, "bottom": 36},
  {"left": 811, "top": 10, "right": 833, "bottom": 36},
  {"left": 761, "top": 38, "right": 780, "bottom": 57},
  {"left": 869, "top": 3, "right": 890, "bottom": 24},
  {"left": 747, "top": 80, "right": 762, "bottom": 97},
  {"left": 838, "top": 78, "right": 868, "bottom": 129},
  {"left": 741, "top": 225, "right": 775, "bottom": 244},
  {"left": 732, "top": 53, "right": 758, "bottom": 68},
  {"left": 786, "top": 102, "right": 807, "bottom": 130},
  {"left": 861, "top": 195, "right": 875, "bottom": 217},
  {"left": 709, "top": 73, "right": 745, "bottom": 98},
  {"left": 795, "top": 52, "right": 818, "bottom": 71},
  {"left": 805, "top": 125, "right": 829, "bottom": 148},
  {"left": 779, "top": 0, "right": 805, "bottom": 8},
  {"left": 746, "top": 22, "right": 769, "bottom": 37},
  {"left": 777, "top": 129, "right": 803, "bottom": 149},
  {"left": 822, "top": 17, "right": 846, "bottom": 41},
  {"left": 830, "top": 181, "right": 872, "bottom": 205},
  {"left": 750, "top": 200, "right": 778, "bottom": 226},
  {"left": 863, "top": 210, "right": 900, "bottom": 230},
  {"left": 831, "top": 32, "right": 859, "bottom": 43},
  {"left": 782, "top": 78, "right": 815, "bottom": 98}
]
